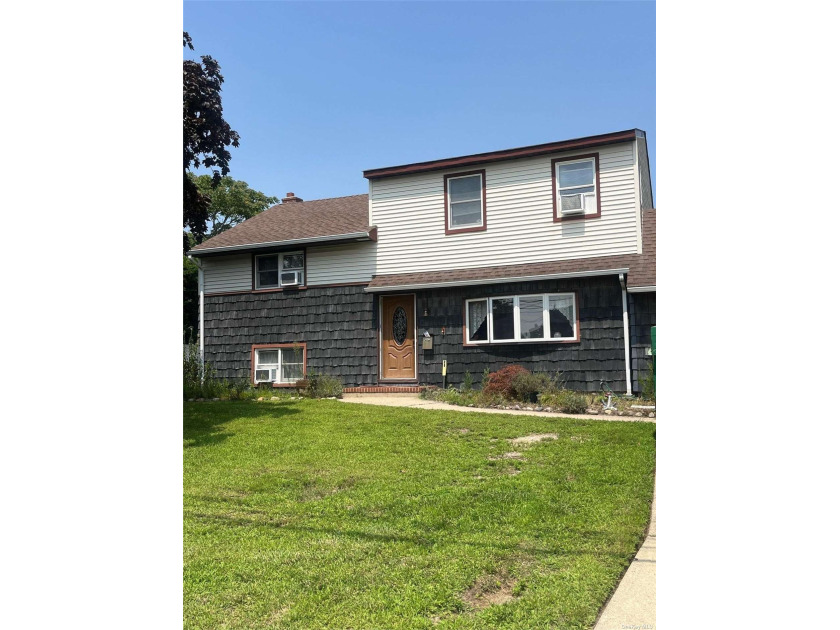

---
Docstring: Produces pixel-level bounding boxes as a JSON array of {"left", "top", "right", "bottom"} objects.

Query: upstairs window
[
  {"left": 444, "top": 170, "right": 486, "bottom": 234},
  {"left": 255, "top": 251, "right": 305, "bottom": 289},
  {"left": 465, "top": 293, "right": 578, "bottom": 344},
  {"left": 552, "top": 155, "right": 600, "bottom": 221},
  {"left": 253, "top": 345, "right": 306, "bottom": 385}
]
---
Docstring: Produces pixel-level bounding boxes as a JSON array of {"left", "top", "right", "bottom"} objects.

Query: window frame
[
  {"left": 444, "top": 169, "right": 487, "bottom": 235},
  {"left": 551, "top": 154, "right": 601, "bottom": 223},
  {"left": 250, "top": 343, "right": 307, "bottom": 387},
  {"left": 462, "top": 292, "right": 580, "bottom": 346},
  {"left": 253, "top": 250, "right": 306, "bottom": 290}
]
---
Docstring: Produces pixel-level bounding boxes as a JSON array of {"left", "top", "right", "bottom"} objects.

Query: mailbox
[{"left": 422, "top": 336, "right": 433, "bottom": 350}]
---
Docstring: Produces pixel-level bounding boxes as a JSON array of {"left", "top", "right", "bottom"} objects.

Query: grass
[{"left": 184, "top": 400, "right": 655, "bottom": 629}]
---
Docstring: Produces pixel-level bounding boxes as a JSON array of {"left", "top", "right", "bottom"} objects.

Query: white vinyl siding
[
  {"left": 202, "top": 254, "right": 252, "bottom": 294},
  {"left": 200, "top": 242, "right": 376, "bottom": 294},
  {"left": 369, "top": 141, "right": 639, "bottom": 275},
  {"left": 306, "top": 242, "right": 375, "bottom": 285}
]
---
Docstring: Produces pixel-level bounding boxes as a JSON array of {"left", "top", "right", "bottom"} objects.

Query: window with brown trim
[
  {"left": 251, "top": 343, "right": 306, "bottom": 386},
  {"left": 465, "top": 293, "right": 579, "bottom": 344},
  {"left": 254, "top": 251, "right": 305, "bottom": 289},
  {"left": 444, "top": 170, "right": 486, "bottom": 234},
  {"left": 551, "top": 154, "right": 601, "bottom": 222}
]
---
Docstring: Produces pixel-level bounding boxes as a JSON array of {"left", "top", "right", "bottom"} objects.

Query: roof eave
[
  {"left": 188, "top": 230, "right": 375, "bottom": 257},
  {"left": 363, "top": 129, "right": 640, "bottom": 180},
  {"left": 365, "top": 267, "right": 631, "bottom": 293}
]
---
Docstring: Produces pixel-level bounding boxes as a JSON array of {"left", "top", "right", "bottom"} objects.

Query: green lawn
[{"left": 184, "top": 400, "right": 655, "bottom": 630}]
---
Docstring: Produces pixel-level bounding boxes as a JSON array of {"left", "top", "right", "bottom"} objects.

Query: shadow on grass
[
  {"left": 188, "top": 510, "right": 632, "bottom": 562},
  {"left": 183, "top": 402, "right": 301, "bottom": 449}
]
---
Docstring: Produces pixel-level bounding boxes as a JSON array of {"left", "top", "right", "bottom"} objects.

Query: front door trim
[{"left": 379, "top": 293, "right": 417, "bottom": 382}]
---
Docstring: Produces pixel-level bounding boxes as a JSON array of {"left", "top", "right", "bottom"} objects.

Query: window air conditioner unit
[
  {"left": 560, "top": 193, "right": 585, "bottom": 214},
  {"left": 280, "top": 270, "right": 303, "bottom": 286}
]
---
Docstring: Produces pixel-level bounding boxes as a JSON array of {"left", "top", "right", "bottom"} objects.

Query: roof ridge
[{"left": 266, "top": 193, "right": 368, "bottom": 209}]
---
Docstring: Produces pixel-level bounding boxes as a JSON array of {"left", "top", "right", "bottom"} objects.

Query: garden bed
[{"left": 421, "top": 366, "right": 655, "bottom": 418}]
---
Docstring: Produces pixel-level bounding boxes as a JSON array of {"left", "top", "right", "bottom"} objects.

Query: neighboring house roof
[
  {"left": 367, "top": 209, "right": 656, "bottom": 292},
  {"left": 363, "top": 129, "right": 641, "bottom": 180},
  {"left": 189, "top": 194, "right": 373, "bottom": 255}
]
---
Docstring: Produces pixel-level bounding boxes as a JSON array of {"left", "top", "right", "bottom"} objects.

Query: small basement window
[
  {"left": 555, "top": 157, "right": 597, "bottom": 216},
  {"left": 464, "top": 293, "right": 578, "bottom": 344},
  {"left": 255, "top": 251, "right": 304, "bottom": 289},
  {"left": 445, "top": 170, "right": 486, "bottom": 233},
  {"left": 253, "top": 345, "right": 306, "bottom": 385}
]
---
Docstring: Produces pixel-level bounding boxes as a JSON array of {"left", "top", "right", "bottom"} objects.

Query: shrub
[
  {"left": 509, "top": 371, "right": 554, "bottom": 403},
  {"left": 462, "top": 370, "right": 474, "bottom": 392},
  {"left": 483, "top": 365, "right": 529, "bottom": 399},
  {"left": 303, "top": 373, "right": 344, "bottom": 399},
  {"left": 480, "top": 368, "right": 491, "bottom": 390},
  {"left": 641, "top": 359, "right": 656, "bottom": 401},
  {"left": 540, "top": 389, "right": 588, "bottom": 414},
  {"left": 183, "top": 343, "right": 219, "bottom": 399}
]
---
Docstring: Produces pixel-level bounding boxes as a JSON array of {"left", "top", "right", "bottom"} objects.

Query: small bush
[
  {"left": 510, "top": 371, "right": 554, "bottom": 403},
  {"left": 483, "top": 365, "right": 529, "bottom": 399},
  {"left": 540, "top": 389, "right": 588, "bottom": 414},
  {"left": 462, "top": 370, "right": 474, "bottom": 392},
  {"left": 303, "top": 373, "right": 344, "bottom": 399},
  {"left": 641, "top": 359, "right": 656, "bottom": 401},
  {"left": 480, "top": 368, "right": 491, "bottom": 390}
]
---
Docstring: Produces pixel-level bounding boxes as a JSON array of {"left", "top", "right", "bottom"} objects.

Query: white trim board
[
  {"left": 188, "top": 231, "right": 373, "bottom": 256},
  {"left": 365, "top": 268, "right": 630, "bottom": 293}
]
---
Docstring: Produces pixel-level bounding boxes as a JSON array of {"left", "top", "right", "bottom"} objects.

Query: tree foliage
[
  {"left": 188, "top": 173, "right": 279, "bottom": 238},
  {"left": 183, "top": 31, "right": 240, "bottom": 251}
]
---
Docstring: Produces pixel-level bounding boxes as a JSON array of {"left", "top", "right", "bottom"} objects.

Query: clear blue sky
[{"left": 184, "top": 1, "right": 655, "bottom": 202}]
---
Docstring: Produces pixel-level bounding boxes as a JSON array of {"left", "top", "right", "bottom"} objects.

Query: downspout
[
  {"left": 189, "top": 255, "right": 205, "bottom": 376},
  {"left": 619, "top": 273, "right": 633, "bottom": 396}
]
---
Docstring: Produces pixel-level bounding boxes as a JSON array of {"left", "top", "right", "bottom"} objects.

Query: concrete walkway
[
  {"left": 340, "top": 393, "right": 655, "bottom": 423},
  {"left": 594, "top": 482, "right": 656, "bottom": 629}
]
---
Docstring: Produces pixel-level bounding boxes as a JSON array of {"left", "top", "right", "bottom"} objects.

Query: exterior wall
[
  {"left": 629, "top": 291, "right": 656, "bottom": 394},
  {"left": 202, "top": 254, "right": 252, "bottom": 294},
  {"left": 409, "top": 275, "right": 627, "bottom": 392},
  {"left": 306, "top": 242, "right": 375, "bottom": 285},
  {"left": 369, "top": 141, "right": 640, "bottom": 276},
  {"left": 203, "top": 285, "right": 378, "bottom": 386},
  {"left": 199, "top": 241, "right": 376, "bottom": 295}
]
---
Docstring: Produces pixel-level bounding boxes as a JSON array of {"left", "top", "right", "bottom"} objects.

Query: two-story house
[{"left": 188, "top": 129, "right": 656, "bottom": 394}]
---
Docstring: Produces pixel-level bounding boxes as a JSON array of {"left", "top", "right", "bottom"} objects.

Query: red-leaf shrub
[{"left": 483, "top": 365, "right": 530, "bottom": 399}]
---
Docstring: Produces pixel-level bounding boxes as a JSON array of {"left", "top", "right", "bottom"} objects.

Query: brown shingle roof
[
  {"left": 367, "top": 209, "right": 656, "bottom": 291},
  {"left": 190, "top": 194, "right": 372, "bottom": 253}
]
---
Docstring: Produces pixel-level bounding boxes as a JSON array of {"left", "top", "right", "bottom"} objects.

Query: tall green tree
[
  {"left": 188, "top": 174, "right": 279, "bottom": 238},
  {"left": 183, "top": 31, "right": 240, "bottom": 252}
]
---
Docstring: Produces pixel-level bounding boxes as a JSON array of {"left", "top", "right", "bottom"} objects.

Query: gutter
[
  {"left": 627, "top": 285, "right": 656, "bottom": 293},
  {"left": 188, "top": 230, "right": 374, "bottom": 256},
  {"left": 365, "top": 267, "right": 631, "bottom": 293}
]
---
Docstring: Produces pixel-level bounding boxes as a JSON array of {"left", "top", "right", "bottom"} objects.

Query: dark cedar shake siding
[
  {"left": 203, "top": 275, "right": 657, "bottom": 393},
  {"left": 629, "top": 291, "right": 656, "bottom": 393},
  {"left": 413, "top": 276, "right": 627, "bottom": 392},
  {"left": 203, "top": 285, "right": 379, "bottom": 385}
]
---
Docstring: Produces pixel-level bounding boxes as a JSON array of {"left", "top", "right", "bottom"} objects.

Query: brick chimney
[{"left": 282, "top": 192, "right": 303, "bottom": 203}]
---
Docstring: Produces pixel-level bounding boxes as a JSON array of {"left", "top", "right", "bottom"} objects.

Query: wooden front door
[{"left": 381, "top": 294, "right": 416, "bottom": 380}]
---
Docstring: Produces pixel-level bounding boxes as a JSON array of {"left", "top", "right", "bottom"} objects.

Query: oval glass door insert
[{"left": 392, "top": 307, "right": 408, "bottom": 345}]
